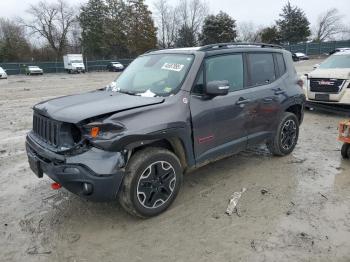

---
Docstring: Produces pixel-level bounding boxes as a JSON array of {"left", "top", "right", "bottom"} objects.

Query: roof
[{"left": 146, "top": 42, "right": 283, "bottom": 55}]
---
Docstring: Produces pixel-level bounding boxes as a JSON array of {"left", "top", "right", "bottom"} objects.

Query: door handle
[{"left": 236, "top": 97, "right": 251, "bottom": 105}]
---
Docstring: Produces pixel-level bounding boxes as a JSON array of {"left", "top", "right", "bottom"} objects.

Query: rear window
[
  {"left": 276, "top": 53, "right": 286, "bottom": 76},
  {"left": 248, "top": 53, "right": 276, "bottom": 86}
]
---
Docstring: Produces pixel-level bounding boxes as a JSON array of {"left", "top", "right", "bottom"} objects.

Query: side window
[
  {"left": 192, "top": 69, "right": 204, "bottom": 94},
  {"left": 205, "top": 54, "right": 244, "bottom": 92},
  {"left": 276, "top": 53, "right": 286, "bottom": 77},
  {"left": 248, "top": 53, "right": 276, "bottom": 86}
]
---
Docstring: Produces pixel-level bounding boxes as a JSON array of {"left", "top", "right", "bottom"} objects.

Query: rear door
[
  {"left": 244, "top": 52, "right": 283, "bottom": 145},
  {"left": 190, "top": 53, "right": 250, "bottom": 163}
]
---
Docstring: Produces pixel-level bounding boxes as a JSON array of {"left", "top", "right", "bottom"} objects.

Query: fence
[
  {"left": 283, "top": 39, "right": 350, "bottom": 56},
  {"left": 0, "top": 58, "right": 134, "bottom": 75}
]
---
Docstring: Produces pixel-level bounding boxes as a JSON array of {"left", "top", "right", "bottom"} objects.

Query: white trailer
[{"left": 63, "top": 54, "right": 85, "bottom": 73}]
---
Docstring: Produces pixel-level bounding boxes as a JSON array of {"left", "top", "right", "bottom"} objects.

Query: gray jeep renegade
[{"left": 26, "top": 43, "right": 305, "bottom": 217}]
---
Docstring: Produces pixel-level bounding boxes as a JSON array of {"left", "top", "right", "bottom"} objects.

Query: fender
[{"left": 91, "top": 127, "right": 196, "bottom": 169}]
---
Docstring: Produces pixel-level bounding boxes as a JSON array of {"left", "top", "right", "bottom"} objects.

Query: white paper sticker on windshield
[{"left": 161, "top": 63, "right": 184, "bottom": 72}]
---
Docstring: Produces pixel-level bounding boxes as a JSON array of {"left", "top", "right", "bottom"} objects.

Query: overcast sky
[{"left": 1, "top": 0, "right": 349, "bottom": 27}]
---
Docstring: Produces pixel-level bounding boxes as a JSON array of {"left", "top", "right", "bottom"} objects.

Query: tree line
[{"left": 0, "top": 0, "right": 349, "bottom": 62}]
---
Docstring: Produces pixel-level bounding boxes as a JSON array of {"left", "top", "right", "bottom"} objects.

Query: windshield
[
  {"left": 319, "top": 54, "right": 350, "bottom": 69},
  {"left": 71, "top": 60, "right": 83, "bottom": 63},
  {"left": 108, "top": 54, "right": 194, "bottom": 97},
  {"left": 29, "top": 66, "right": 39, "bottom": 69}
]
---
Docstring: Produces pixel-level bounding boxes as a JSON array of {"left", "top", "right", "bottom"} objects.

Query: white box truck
[{"left": 63, "top": 54, "right": 85, "bottom": 73}]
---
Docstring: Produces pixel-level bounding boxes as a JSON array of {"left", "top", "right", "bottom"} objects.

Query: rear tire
[
  {"left": 267, "top": 112, "right": 299, "bottom": 156},
  {"left": 118, "top": 147, "right": 183, "bottom": 218},
  {"left": 341, "top": 143, "right": 350, "bottom": 159}
]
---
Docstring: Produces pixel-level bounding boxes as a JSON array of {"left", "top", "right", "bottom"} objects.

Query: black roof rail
[{"left": 198, "top": 42, "right": 283, "bottom": 51}]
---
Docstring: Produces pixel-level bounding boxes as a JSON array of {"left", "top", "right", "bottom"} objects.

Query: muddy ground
[{"left": 1, "top": 60, "right": 349, "bottom": 262}]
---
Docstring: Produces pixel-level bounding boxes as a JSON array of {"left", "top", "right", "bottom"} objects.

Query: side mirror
[
  {"left": 205, "top": 80, "right": 230, "bottom": 96},
  {"left": 313, "top": 64, "right": 319, "bottom": 69}
]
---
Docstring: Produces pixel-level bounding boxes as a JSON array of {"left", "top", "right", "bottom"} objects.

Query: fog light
[{"left": 83, "top": 183, "right": 93, "bottom": 195}]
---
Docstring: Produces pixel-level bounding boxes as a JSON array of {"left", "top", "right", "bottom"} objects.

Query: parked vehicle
[
  {"left": 26, "top": 43, "right": 305, "bottom": 217},
  {"left": 0, "top": 67, "right": 7, "bottom": 79},
  {"left": 292, "top": 52, "right": 309, "bottom": 61},
  {"left": 303, "top": 50, "right": 350, "bottom": 108},
  {"left": 329, "top": 47, "right": 350, "bottom": 55},
  {"left": 107, "top": 62, "right": 125, "bottom": 72},
  {"left": 63, "top": 54, "right": 85, "bottom": 73},
  {"left": 25, "top": 66, "right": 44, "bottom": 75}
]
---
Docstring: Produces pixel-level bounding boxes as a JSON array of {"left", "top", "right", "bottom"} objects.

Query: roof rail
[{"left": 198, "top": 42, "right": 283, "bottom": 51}]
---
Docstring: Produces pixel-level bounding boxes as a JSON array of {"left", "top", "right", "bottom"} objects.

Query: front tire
[
  {"left": 267, "top": 112, "right": 299, "bottom": 156},
  {"left": 118, "top": 147, "right": 183, "bottom": 218}
]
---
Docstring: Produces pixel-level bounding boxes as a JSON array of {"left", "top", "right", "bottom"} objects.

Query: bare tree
[
  {"left": 176, "top": 0, "right": 208, "bottom": 45},
  {"left": 237, "top": 22, "right": 262, "bottom": 42},
  {"left": 313, "top": 8, "right": 345, "bottom": 42},
  {"left": 21, "top": 0, "right": 77, "bottom": 58},
  {"left": 154, "top": 0, "right": 179, "bottom": 48},
  {"left": 0, "top": 18, "right": 32, "bottom": 61}
]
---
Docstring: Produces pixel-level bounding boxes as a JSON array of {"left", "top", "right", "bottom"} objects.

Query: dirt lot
[{"left": 1, "top": 60, "right": 350, "bottom": 262}]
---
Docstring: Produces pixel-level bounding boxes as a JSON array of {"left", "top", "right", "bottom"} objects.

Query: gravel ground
[{"left": 1, "top": 60, "right": 350, "bottom": 262}]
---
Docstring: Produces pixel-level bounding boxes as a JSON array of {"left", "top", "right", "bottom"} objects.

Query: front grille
[
  {"left": 33, "top": 113, "right": 61, "bottom": 147},
  {"left": 310, "top": 78, "right": 345, "bottom": 93}
]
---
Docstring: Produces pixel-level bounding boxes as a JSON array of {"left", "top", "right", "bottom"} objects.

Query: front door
[{"left": 190, "top": 53, "right": 250, "bottom": 164}]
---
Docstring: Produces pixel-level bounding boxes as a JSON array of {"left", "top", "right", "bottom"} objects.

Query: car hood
[
  {"left": 34, "top": 91, "right": 165, "bottom": 124},
  {"left": 309, "top": 68, "right": 350, "bottom": 79}
]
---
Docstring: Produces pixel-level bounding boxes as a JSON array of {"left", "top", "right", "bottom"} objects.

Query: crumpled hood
[
  {"left": 309, "top": 68, "right": 350, "bottom": 80},
  {"left": 34, "top": 91, "right": 165, "bottom": 124}
]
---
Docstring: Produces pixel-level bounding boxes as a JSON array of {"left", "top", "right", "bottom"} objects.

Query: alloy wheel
[
  {"left": 280, "top": 119, "right": 297, "bottom": 150},
  {"left": 137, "top": 161, "right": 176, "bottom": 209}
]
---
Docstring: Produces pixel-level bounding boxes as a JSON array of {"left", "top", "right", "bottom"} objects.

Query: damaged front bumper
[{"left": 25, "top": 132, "right": 125, "bottom": 201}]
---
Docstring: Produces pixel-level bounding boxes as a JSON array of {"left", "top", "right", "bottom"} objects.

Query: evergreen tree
[
  {"left": 200, "top": 12, "right": 237, "bottom": 45},
  {"left": 277, "top": 2, "right": 311, "bottom": 44},
  {"left": 126, "top": 0, "right": 157, "bottom": 56},
  {"left": 79, "top": 0, "right": 108, "bottom": 58},
  {"left": 105, "top": 0, "right": 129, "bottom": 57},
  {"left": 260, "top": 26, "right": 282, "bottom": 44},
  {"left": 176, "top": 25, "right": 196, "bottom": 47}
]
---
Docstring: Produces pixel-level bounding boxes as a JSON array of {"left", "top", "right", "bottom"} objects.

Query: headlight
[{"left": 83, "top": 121, "right": 125, "bottom": 139}]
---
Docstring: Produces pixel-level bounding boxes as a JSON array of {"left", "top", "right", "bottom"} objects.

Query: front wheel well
[
  {"left": 129, "top": 138, "right": 188, "bottom": 171},
  {"left": 286, "top": 104, "right": 302, "bottom": 123}
]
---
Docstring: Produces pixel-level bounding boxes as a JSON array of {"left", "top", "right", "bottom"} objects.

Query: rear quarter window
[
  {"left": 276, "top": 53, "right": 287, "bottom": 77},
  {"left": 247, "top": 53, "right": 276, "bottom": 87}
]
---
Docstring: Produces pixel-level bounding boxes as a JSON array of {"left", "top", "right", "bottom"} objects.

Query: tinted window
[
  {"left": 205, "top": 54, "right": 244, "bottom": 92},
  {"left": 193, "top": 69, "right": 204, "bottom": 94},
  {"left": 276, "top": 53, "right": 286, "bottom": 76},
  {"left": 248, "top": 53, "right": 276, "bottom": 86}
]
